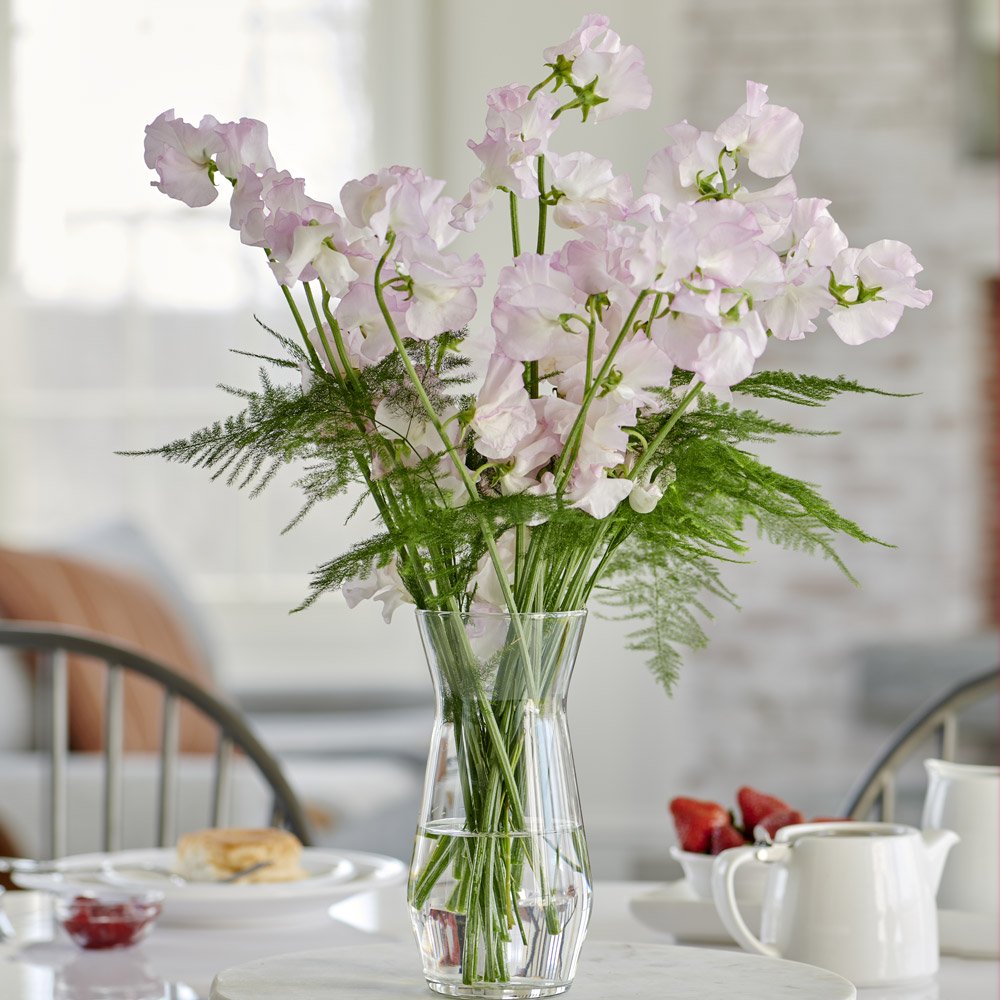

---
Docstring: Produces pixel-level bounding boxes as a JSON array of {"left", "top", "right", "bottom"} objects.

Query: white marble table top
[
  {"left": 2, "top": 883, "right": 996, "bottom": 999},
  {"left": 209, "top": 941, "right": 858, "bottom": 1000}
]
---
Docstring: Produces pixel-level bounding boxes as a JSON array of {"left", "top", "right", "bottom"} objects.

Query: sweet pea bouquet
[
  {"left": 142, "top": 14, "right": 929, "bottom": 991},
  {"left": 140, "top": 15, "right": 928, "bottom": 684}
]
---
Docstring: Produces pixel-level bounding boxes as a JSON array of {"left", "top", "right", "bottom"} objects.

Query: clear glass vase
[{"left": 408, "top": 610, "right": 592, "bottom": 999}]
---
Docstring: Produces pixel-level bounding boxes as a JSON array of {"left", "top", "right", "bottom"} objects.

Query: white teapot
[
  {"left": 711, "top": 821, "right": 958, "bottom": 987},
  {"left": 922, "top": 758, "right": 999, "bottom": 913}
]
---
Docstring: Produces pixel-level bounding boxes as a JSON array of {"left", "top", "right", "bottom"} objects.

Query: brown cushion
[{"left": 0, "top": 546, "right": 219, "bottom": 753}]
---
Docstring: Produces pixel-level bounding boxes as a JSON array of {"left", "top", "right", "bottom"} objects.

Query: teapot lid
[
  {"left": 924, "top": 758, "right": 999, "bottom": 780},
  {"left": 774, "top": 821, "right": 916, "bottom": 845}
]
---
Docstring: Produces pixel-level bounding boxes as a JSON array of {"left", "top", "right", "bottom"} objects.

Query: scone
[{"left": 175, "top": 827, "right": 307, "bottom": 883}]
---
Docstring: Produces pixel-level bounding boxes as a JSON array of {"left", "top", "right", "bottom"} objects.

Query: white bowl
[{"left": 669, "top": 845, "right": 768, "bottom": 902}]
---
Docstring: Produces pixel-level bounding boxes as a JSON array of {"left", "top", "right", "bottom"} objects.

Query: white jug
[
  {"left": 711, "top": 821, "right": 958, "bottom": 987},
  {"left": 922, "top": 759, "right": 999, "bottom": 913}
]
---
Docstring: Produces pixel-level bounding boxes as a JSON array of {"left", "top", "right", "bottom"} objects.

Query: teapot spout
[{"left": 921, "top": 827, "right": 960, "bottom": 894}]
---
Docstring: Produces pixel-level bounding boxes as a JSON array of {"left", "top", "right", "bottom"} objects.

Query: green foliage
[
  {"left": 125, "top": 319, "right": 900, "bottom": 693},
  {"left": 733, "top": 370, "right": 914, "bottom": 407},
  {"left": 595, "top": 380, "right": 891, "bottom": 690}
]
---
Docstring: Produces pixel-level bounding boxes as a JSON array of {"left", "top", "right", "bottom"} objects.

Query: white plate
[
  {"left": 938, "top": 909, "right": 999, "bottom": 959},
  {"left": 99, "top": 847, "right": 356, "bottom": 895},
  {"left": 13, "top": 847, "right": 406, "bottom": 927},
  {"left": 628, "top": 879, "right": 761, "bottom": 945}
]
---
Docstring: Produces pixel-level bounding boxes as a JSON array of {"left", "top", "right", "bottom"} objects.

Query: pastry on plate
[{"left": 175, "top": 827, "right": 307, "bottom": 883}]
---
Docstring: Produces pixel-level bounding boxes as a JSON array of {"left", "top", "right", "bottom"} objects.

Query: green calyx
[{"left": 828, "top": 271, "right": 884, "bottom": 307}]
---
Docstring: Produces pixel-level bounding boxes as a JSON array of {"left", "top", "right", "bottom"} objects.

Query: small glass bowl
[{"left": 54, "top": 890, "right": 164, "bottom": 950}]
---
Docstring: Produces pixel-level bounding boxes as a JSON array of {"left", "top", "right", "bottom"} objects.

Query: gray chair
[
  {"left": 840, "top": 666, "right": 998, "bottom": 822},
  {"left": 0, "top": 621, "right": 312, "bottom": 859}
]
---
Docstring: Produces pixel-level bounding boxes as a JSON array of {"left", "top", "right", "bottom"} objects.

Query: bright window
[{"left": 0, "top": 0, "right": 373, "bottom": 612}]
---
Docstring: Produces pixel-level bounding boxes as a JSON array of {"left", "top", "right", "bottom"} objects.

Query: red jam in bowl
[{"left": 56, "top": 893, "right": 163, "bottom": 949}]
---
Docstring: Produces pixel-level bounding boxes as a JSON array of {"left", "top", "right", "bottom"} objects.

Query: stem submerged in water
[{"left": 408, "top": 611, "right": 592, "bottom": 992}]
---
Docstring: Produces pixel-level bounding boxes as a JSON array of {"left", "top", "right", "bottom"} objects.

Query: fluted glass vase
[{"left": 408, "top": 610, "right": 592, "bottom": 999}]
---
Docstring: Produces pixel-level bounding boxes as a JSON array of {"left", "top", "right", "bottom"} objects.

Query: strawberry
[
  {"left": 756, "top": 808, "right": 806, "bottom": 840},
  {"left": 737, "top": 786, "right": 793, "bottom": 834},
  {"left": 709, "top": 822, "right": 748, "bottom": 855},
  {"left": 810, "top": 816, "right": 846, "bottom": 823},
  {"left": 669, "top": 796, "right": 729, "bottom": 853}
]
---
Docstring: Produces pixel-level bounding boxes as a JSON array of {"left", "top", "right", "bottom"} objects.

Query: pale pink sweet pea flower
[
  {"left": 453, "top": 86, "right": 562, "bottom": 232},
  {"left": 342, "top": 555, "right": 413, "bottom": 623},
  {"left": 571, "top": 394, "right": 636, "bottom": 469},
  {"left": 341, "top": 166, "right": 447, "bottom": 241},
  {"left": 560, "top": 336, "right": 673, "bottom": 411},
  {"left": 557, "top": 222, "right": 649, "bottom": 297},
  {"left": 214, "top": 118, "right": 275, "bottom": 179},
  {"left": 144, "top": 110, "right": 224, "bottom": 208},
  {"left": 299, "top": 323, "right": 374, "bottom": 389},
  {"left": 778, "top": 198, "right": 849, "bottom": 267},
  {"left": 229, "top": 166, "right": 272, "bottom": 244},
  {"left": 714, "top": 81, "right": 803, "bottom": 179},
  {"left": 761, "top": 274, "right": 833, "bottom": 341},
  {"left": 425, "top": 195, "right": 460, "bottom": 249},
  {"left": 547, "top": 152, "right": 633, "bottom": 230},
  {"left": 655, "top": 310, "right": 769, "bottom": 387},
  {"left": 486, "top": 85, "right": 561, "bottom": 149},
  {"left": 733, "top": 175, "right": 797, "bottom": 246},
  {"left": 467, "top": 129, "right": 542, "bottom": 200},
  {"left": 827, "top": 240, "right": 932, "bottom": 345},
  {"left": 566, "top": 467, "right": 634, "bottom": 518},
  {"left": 543, "top": 14, "right": 652, "bottom": 121},
  {"left": 229, "top": 167, "right": 316, "bottom": 246},
  {"left": 472, "top": 354, "right": 538, "bottom": 460},
  {"left": 335, "top": 282, "right": 409, "bottom": 365},
  {"left": 394, "top": 236, "right": 485, "bottom": 340},
  {"left": 758, "top": 198, "right": 847, "bottom": 339},
  {"left": 631, "top": 203, "right": 700, "bottom": 292},
  {"left": 278, "top": 217, "right": 359, "bottom": 293},
  {"left": 491, "top": 253, "right": 584, "bottom": 362},
  {"left": 451, "top": 177, "right": 496, "bottom": 233},
  {"left": 573, "top": 43, "right": 651, "bottom": 121},
  {"left": 687, "top": 199, "right": 764, "bottom": 287},
  {"left": 495, "top": 400, "right": 565, "bottom": 494},
  {"left": 470, "top": 529, "right": 519, "bottom": 612},
  {"left": 644, "top": 121, "right": 724, "bottom": 209},
  {"left": 628, "top": 476, "right": 663, "bottom": 514}
]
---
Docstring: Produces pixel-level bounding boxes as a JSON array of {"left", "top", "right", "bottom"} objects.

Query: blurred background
[{"left": 0, "top": 0, "right": 995, "bottom": 875}]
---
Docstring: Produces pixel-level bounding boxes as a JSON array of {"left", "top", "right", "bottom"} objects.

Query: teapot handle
[{"left": 711, "top": 845, "right": 784, "bottom": 958}]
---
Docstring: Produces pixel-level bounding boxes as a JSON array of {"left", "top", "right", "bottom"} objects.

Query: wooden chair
[
  {"left": 839, "top": 666, "right": 998, "bottom": 821},
  {"left": 0, "top": 621, "right": 312, "bottom": 859}
]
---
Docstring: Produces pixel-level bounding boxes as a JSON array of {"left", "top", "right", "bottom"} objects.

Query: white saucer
[
  {"left": 628, "top": 879, "right": 761, "bottom": 944},
  {"left": 938, "top": 909, "right": 999, "bottom": 959}
]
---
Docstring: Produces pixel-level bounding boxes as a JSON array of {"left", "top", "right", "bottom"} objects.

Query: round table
[{"left": 209, "top": 941, "right": 857, "bottom": 1000}]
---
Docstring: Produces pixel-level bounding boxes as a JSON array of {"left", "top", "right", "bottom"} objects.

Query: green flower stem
[
  {"left": 553, "top": 289, "right": 651, "bottom": 490},
  {"left": 630, "top": 380, "right": 705, "bottom": 482},
  {"left": 508, "top": 191, "right": 521, "bottom": 257},
  {"left": 585, "top": 299, "right": 597, "bottom": 392},
  {"left": 280, "top": 285, "right": 324, "bottom": 370},
  {"left": 527, "top": 72, "right": 556, "bottom": 100},
  {"left": 370, "top": 236, "right": 536, "bottom": 674},
  {"left": 536, "top": 154, "right": 548, "bottom": 255},
  {"left": 283, "top": 279, "right": 436, "bottom": 605},
  {"left": 302, "top": 283, "right": 340, "bottom": 377}
]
